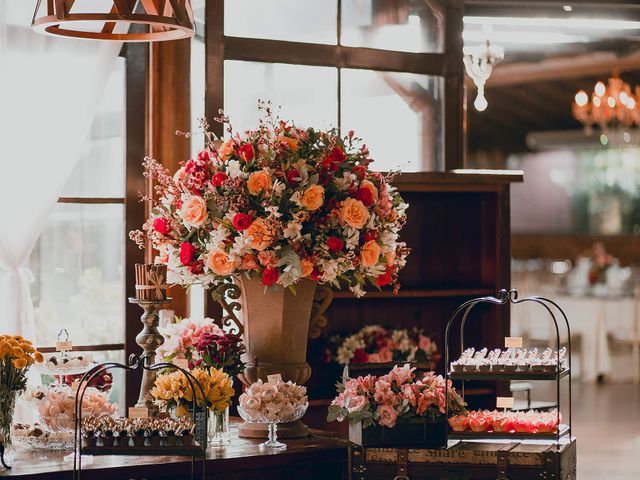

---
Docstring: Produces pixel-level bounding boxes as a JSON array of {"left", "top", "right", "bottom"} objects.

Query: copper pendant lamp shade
[{"left": 31, "top": 0, "right": 195, "bottom": 42}]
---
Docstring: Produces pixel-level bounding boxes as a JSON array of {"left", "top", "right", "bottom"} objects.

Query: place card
[
  {"left": 496, "top": 397, "right": 515, "bottom": 409},
  {"left": 55, "top": 341, "right": 73, "bottom": 352},
  {"left": 267, "top": 374, "right": 283, "bottom": 383},
  {"left": 173, "top": 358, "right": 189, "bottom": 370},
  {"left": 129, "top": 407, "right": 149, "bottom": 419},
  {"left": 504, "top": 337, "right": 523, "bottom": 348}
]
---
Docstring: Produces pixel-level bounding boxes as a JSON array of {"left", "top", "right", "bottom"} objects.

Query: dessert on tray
[{"left": 450, "top": 347, "right": 567, "bottom": 374}]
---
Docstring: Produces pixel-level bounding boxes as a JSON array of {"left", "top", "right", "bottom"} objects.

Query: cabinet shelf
[
  {"left": 81, "top": 444, "right": 204, "bottom": 456},
  {"left": 332, "top": 288, "right": 495, "bottom": 299},
  {"left": 448, "top": 424, "right": 570, "bottom": 441},
  {"left": 449, "top": 369, "right": 570, "bottom": 381}
]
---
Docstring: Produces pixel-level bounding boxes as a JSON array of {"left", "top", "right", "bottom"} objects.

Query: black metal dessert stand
[
  {"left": 444, "top": 289, "right": 572, "bottom": 448},
  {"left": 72, "top": 354, "right": 208, "bottom": 480}
]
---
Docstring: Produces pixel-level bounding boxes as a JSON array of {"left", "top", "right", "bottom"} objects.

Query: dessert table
[{"left": 1, "top": 423, "right": 349, "bottom": 479}]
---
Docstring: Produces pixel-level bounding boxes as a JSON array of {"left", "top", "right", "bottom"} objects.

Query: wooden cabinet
[{"left": 306, "top": 171, "right": 522, "bottom": 425}]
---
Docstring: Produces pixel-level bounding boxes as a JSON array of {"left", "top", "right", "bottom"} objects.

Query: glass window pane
[
  {"left": 30, "top": 203, "right": 125, "bottom": 347},
  {"left": 224, "top": 0, "right": 337, "bottom": 44},
  {"left": 224, "top": 61, "right": 338, "bottom": 133},
  {"left": 341, "top": 0, "right": 444, "bottom": 53},
  {"left": 61, "top": 57, "right": 125, "bottom": 198},
  {"left": 341, "top": 69, "right": 443, "bottom": 171}
]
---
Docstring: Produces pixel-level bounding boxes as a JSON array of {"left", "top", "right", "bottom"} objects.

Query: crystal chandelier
[
  {"left": 31, "top": 0, "right": 195, "bottom": 42},
  {"left": 573, "top": 71, "right": 640, "bottom": 131},
  {"left": 463, "top": 38, "right": 504, "bottom": 112}
]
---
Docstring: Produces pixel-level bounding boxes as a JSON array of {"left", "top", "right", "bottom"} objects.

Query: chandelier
[
  {"left": 31, "top": 0, "right": 195, "bottom": 42},
  {"left": 573, "top": 72, "right": 640, "bottom": 131},
  {"left": 463, "top": 38, "right": 504, "bottom": 112}
]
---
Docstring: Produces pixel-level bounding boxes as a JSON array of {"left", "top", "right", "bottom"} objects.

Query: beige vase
[{"left": 235, "top": 275, "right": 317, "bottom": 438}]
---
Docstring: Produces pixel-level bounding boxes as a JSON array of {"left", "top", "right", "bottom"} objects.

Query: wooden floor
[{"left": 567, "top": 382, "right": 640, "bottom": 479}]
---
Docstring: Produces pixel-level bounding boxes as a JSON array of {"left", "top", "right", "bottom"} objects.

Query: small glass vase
[
  {"left": 0, "top": 391, "right": 17, "bottom": 463},
  {"left": 208, "top": 407, "right": 231, "bottom": 448}
]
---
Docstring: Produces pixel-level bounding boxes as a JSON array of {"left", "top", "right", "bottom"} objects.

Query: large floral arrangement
[
  {"left": 331, "top": 325, "right": 439, "bottom": 365},
  {"left": 327, "top": 365, "right": 465, "bottom": 429},
  {"left": 130, "top": 105, "right": 409, "bottom": 297},
  {"left": 157, "top": 317, "right": 245, "bottom": 376},
  {"left": 151, "top": 367, "right": 234, "bottom": 417}
]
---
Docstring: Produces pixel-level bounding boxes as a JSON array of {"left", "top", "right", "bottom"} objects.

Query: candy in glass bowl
[{"left": 238, "top": 379, "right": 308, "bottom": 450}]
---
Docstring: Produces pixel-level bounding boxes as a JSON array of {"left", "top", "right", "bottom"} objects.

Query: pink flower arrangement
[
  {"left": 327, "top": 365, "right": 466, "bottom": 429},
  {"left": 332, "top": 325, "right": 439, "bottom": 366},
  {"left": 447, "top": 409, "right": 561, "bottom": 434},
  {"left": 157, "top": 317, "right": 223, "bottom": 363},
  {"left": 129, "top": 104, "right": 409, "bottom": 296}
]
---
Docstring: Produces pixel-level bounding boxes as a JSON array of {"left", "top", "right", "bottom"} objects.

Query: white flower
[
  {"left": 264, "top": 206, "right": 282, "bottom": 219},
  {"left": 272, "top": 179, "right": 286, "bottom": 198},
  {"left": 290, "top": 190, "right": 303, "bottom": 207},
  {"left": 226, "top": 160, "right": 245, "bottom": 179},
  {"left": 333, "top": 174, "right": 355, "bottom": 191},
  {"left": 283, "top": 221, "right": 302, "bottom": 240},
  {"left": 343, "top": 227, "right": 360, "bottom": 250},
  {"left": 350, "top": 284, "right": 366, "bottom": 298}
]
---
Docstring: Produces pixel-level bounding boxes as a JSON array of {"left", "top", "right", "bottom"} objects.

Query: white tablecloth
[{"left": 511, "top": 295, "right": 637, "bottom": 382}]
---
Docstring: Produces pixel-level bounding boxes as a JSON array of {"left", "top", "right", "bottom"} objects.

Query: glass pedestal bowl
[{"left": 237, "top": 403, "right": 308, "bottom": 451}]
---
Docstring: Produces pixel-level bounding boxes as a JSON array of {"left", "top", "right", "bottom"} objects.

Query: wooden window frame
[{"left": 203, "top": 0, "right": 465, "bottom": 170}]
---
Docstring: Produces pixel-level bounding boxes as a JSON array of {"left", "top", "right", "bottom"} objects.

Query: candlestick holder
[{"left": 128, "top": 297, "right": 172, "bottom": 416}]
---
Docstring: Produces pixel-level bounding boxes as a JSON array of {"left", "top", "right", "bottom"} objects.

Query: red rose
[
  {"left": 189, "top": 261, "right": 204, "bottom": 275},
  {"left": 198, "top": 150, "right": 211, "bottom": 161},
  {"left": 327, "top": 236, "right": 344, "bottom": 253},
  {"left": 180, "top": 242, "right": 197, "bottom": 266},
  {"left": 232, "top": 213, "right": 253, "bottom": 231},
  {"left": 351, "top": 349, "right": 369, "bottom": 364},
  {"left": 238, "top": 144, "right": 255, "bottom": 162},
  {"left": 330, "top": 147, "right": 346, "bottom": 163},
  {"left": 287, "top": 168, "right": 302, "bottom": 185},
  {"left": 153, "top": 217, "right": 170, "bottom": 235},
  {"left": 310, "top": 267, "right": 322, "bottom": 281},
  {"left": 356, "top": 187, "right": 374, "bottom": 207},
  {"left": 377, "top": 266, "right": 394, "bottom": 287},
  {"left": 364, "top": 230, "right": 378, "bottom": 242},
  {"left": 352, "top": 165, "right": 367, "bottom": 180},
  {"left": 212, "top": 172, "right": 228, "bottom": 187},
  {"left": 321, "top": 156, "right": 340, "bottom": 172},
  {"left": 262, "top": 268, "right": 279, "bottom": 286}
]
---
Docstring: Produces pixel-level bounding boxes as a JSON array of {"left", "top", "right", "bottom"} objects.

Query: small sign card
[
  {"left": 129, "top": 407, "right": 149, "bottom": 419},
  {"left": 55, "top": 341, "right": 73, "bottom": 352},
  {"left": 504, "top": 337, "right": 523, "bottom": 348},
  {"left": 267, "top": 374, "right": 283, "bottom": 383},
  {"left": 173, "top": 358, "right": 189, "bottom": 370},
  {"left": 496, "top": 397, "right": 515, "bottom": 409}
]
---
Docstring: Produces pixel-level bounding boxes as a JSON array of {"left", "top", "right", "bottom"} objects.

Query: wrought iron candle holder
[{"left": 128, "top": 297, "right": 172, "bottom": 415}]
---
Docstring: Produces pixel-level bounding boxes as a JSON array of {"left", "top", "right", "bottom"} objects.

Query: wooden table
[{"left": 1, "top": 425, "right": 349, "bottom": 479}]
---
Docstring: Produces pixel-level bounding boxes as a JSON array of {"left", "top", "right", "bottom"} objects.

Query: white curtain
[{"left": 0, "top": 1, "right": 121, "bottom": 339}]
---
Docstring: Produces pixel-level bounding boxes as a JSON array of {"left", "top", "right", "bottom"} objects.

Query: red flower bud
[
  {"left": 351, "top": 349, "right": 369, "bottom": 364},
  {"left": 327, "top": 236, "right": 344, "bottom": 253},
  {"left": 330, "top": 147, "right": 346, "bottom": 163},
  {"left": 198, "top": 150, "right": 211, "bottom": 161},
  {"left": 364, "top": 230, "right": 378, "bottom": 242},
  {"left": 232, "top": 212, "right": 253, "bottom": 231},
  {"left": 179, "top": 242, "right": 197, "bottom": 266},
  {"left": 352, "top": 165, "right": 367, "bottom": 180},
  {"left": 262, "top": 267, "right": 279, "bottom": 286},
  {"left": 355, "top": 187, "right": 374, "bottom": 207},
  {"left": 287, "top": 168, "right": 302, "bottom": 185},
  {"left": 153, "top": 217, "right": 170, "bottom": 235},
  {"left": 238, "top": 143, "right": 255, "bottom": 162},
  {"left": 212, "top": 172, "right": 228, "bottom": 187},
  {"left": 310, "top": 267, "right": 322, "bottom": 281}
]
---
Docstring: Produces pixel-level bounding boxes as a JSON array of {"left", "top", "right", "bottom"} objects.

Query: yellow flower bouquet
[
  {"left": 151, "top": 367, "right": 234, "bottom": 417},
  {"left": 0, "top": 335, "right": 44, "bottom": 447}
]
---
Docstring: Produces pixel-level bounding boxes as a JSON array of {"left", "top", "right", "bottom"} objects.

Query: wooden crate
[{"left": 350, "top": 439, "right": 576, "bottom": 480}]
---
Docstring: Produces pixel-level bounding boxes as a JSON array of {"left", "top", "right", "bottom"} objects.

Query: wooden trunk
[
  {"left": 350, "top": 440, "right": 577, "bottom": 480},
  {"left": 349, "top": 417, "right": 447, "bottom": 449}
]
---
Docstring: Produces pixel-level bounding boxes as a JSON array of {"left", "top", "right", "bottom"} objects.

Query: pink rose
[
  {"left": 386, "top": 365, "right": 415, "bottom": 386},
  {"left": 377, "top": 404, "right": 398, "bottom": 428},
  {"left": 179, "top": 195, "right": 208, "bottom": 227},
  {"left": 347, "top": 395, "right": 368, "bottom": 413}
]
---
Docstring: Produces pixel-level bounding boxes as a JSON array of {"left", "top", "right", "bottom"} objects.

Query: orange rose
[
  {"left": 240, "top": 254, "right": 259, "bottom": 271},
  {"left": 301, "top": 184, "right": 324, "bottom": 211},
  {"left": 301, "top": 258, "right": 314, "bottom": 278},
  {"left": 247, "top": 218, "right": 275, "bottom": 251},
  {"left": 277, "top": 135, "right": 299, "bottom": 152},
  {"left": 179, "top": 195, "right": 208, "bottom": 227},
  {"left": 340, "top": 198, "right": 369, "bottom": 229},
  {"left": 360, "top": 180, "right": 379, "bottom": 204},
  {"left": 361, "top": 240, "right": 382, "bottom": 267},
  {"left": 219, "top": 139, "right": 235, "bottom": 161},
  {"left": 247, "top": 170, "right": 272, "bottom": 196},
  {"left": 206, "top": 250, "right": 237, "bottom": 276}
]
